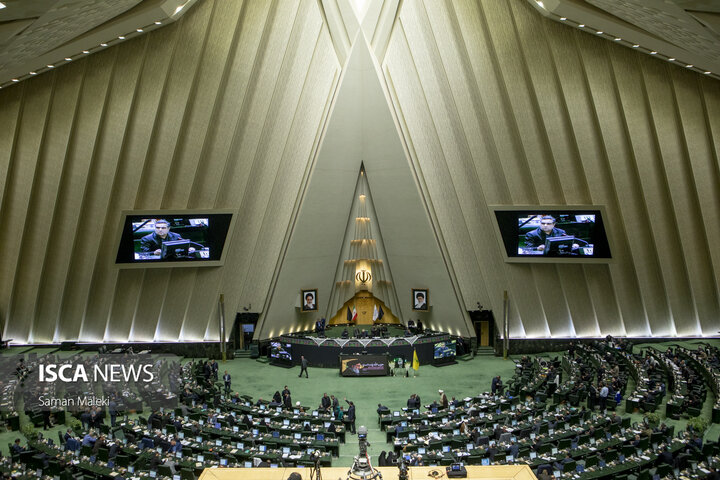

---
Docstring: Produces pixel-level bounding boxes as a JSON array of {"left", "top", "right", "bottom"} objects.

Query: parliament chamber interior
[{"left": 0, "top": 0, "right": 719, "bottom": 479}]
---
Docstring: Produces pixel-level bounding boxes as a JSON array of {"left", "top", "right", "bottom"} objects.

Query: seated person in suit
[
  {"left": 525, "top": 216, "right": 578, "bottom": 252},
  {"left": 10, "top": 439, "right": 25, "bottom": 455},
  {"left": 139, "top": 219, "right": 195, "bottom": 257}
]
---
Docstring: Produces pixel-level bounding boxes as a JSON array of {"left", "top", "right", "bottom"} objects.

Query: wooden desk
[{"left": 199, "top": 465, "right": 537, "bottom": 480}]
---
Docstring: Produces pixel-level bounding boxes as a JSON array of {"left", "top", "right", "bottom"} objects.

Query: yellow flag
[{"left": 412, "top": 348, "right": 419, "bottom": 370}]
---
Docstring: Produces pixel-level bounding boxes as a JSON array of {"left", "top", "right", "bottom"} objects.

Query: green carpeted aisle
[
  {"left": 2, "top": 340, "right": 719, "bottom": 468},
  {"left": 219, "top": 353, "right": 518, "bottom": 464}
]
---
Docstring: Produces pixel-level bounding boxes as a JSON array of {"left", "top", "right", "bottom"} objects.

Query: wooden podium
[{"left": 199, "top": 465, "right": 538, "bottom": 480}]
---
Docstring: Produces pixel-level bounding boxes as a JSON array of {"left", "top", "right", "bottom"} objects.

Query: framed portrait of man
[
  {"left": 412, "top": 288, "right": 428, "bottom": 311},
  {"left": 301, "top": 289, "right": 318, "bottom": 312}
]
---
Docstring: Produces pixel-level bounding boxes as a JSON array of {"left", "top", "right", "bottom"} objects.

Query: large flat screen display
[
  {"left": 492, "top": 207, "right": 611, "bottom": 263},
  {"left": 433, "top": 340, "right": 457, "bottom": 360},
  {"left": 116, "top": 211, "right": 234, "bottom": 267},
  {"left": 269, "top": 342, "right": 292, "bottom": 362},
  {"left": 339, "top": 354, "right": 389, "bottom": 377}
]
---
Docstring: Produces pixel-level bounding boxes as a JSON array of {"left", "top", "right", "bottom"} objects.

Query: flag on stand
[
  {"left": 412, "top": 348, "right": 420, "bottom": 371},
  {"left": 346, "top": 306, "right": 352, "bottom": 322},
  {"left": 377, "top": 305, "right": 384, "bottom": 322},
  {"left": 351, "top": 305, "right": 358, "bottom": 322}
]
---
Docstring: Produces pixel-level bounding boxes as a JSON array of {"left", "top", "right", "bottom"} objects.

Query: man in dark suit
[
  {"left": 345, "top": 399, "right": 356, "bottom": 434},
  {"left": 139, "top": 219, "right": 195, "bottom": 257},
  {"left": 507, "top": 441, "right": 519, "bottom": 459},
  {"left": 223, "top": 371, "right": 231, "bottom": 396},
  {"left": 656, "top": 445, "right": 674, "bottom": 467},
  {"left": 491, "top": 376, "right": 503, "bottom": 395},
  {"left": 299, "top": 356, "right": 309, "bottom": 378},
  {"left": 524, "top": 216, "right": 578, "bottom": 252},
  {"left": 109, "top": 397, "right": 118, "bottom": 427},
  {"left": 320, "top": 393, "right": 331, "bottom": 410}
]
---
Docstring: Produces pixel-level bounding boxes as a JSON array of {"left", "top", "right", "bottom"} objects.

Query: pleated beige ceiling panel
[{"left": 0, "top": 0, "right": 341, "bottom": 343}]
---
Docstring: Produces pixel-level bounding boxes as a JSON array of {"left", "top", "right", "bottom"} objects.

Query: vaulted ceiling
[{"left": 0, "top": 0, "right": 718, "bottom": 343}]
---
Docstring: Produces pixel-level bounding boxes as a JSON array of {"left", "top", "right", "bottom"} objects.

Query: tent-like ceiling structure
[{"left": 0, "top": 0, "right": 718, "bottom": 344}]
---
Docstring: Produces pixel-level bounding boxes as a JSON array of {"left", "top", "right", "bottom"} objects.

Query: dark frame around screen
[
  {"left": 490, "top": 205, "right": 612, "bottom": 264},
  {"left": 115, "top": 209, "right": 236, "bottom": 269}
]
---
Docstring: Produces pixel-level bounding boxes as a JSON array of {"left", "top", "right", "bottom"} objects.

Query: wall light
[{"left": 0, "top": 2, "right": 5, "bottom": 9}]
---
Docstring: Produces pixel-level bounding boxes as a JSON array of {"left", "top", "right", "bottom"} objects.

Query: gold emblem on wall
[{"left": 355, "top": 269, "right": 371, "bottom": 285}]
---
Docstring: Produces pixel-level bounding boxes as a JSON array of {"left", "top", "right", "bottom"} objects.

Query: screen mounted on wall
[
  {"left": 492, "top": 206, "right": 611, "bottom": 263},
  {"left": 116, "top": 210, "right": 234, "bottom": 267}
]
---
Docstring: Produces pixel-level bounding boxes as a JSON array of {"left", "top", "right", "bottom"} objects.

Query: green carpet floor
[{"left": 1, "top": 340, "right": 719, "bottom": 468}]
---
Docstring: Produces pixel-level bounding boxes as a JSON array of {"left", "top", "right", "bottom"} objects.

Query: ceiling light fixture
[
  {"left": 668, "top": 58, "right": 675, "bottom": 61},
  {"left": 11, "top": 78, "right": 18, "bottom": 82},
  {"left": 137, "top": 28, "right": 143, "bottom": 32},
  {"left": 614, "top": 37, "right": 622, "bottom": 41},
  {"left": 100, "top": 43, "right": 108, "bottom": 47},
  {"left": 632, "top": 44, "right": 639, "bottom": 48},
  {"left": 0, "top": 2, "right": 5, "bottom": 9},
  {"left": 705, "top": 71, "right": 712, "bottom": 75},
  {"left": 596, "top": 31, "right": 603, "bottom": 34},
  {"left": 47, "top": 64, "right": 54, "bottom": 68},
  {"left": 65, "top": 57, "right": 72, "bottom": 61},
  {"left": 650, "top": 51, "right": 657, "bottom": 55},
  {"left": 686, "top": 64, "right": 693, "bottom": 68},
  {"left": 83, "top": 50, "right": 90, "bottom": 54},
  {"left": 118, "top": 36, "right": 125, "bottom": 39},
  {"left": 578, "top": 24, "right": 585, "bottom": 28},
  {"left": 29, "top": 72, "right": 37, "bottom": 75},
  {"left": 560, "top": 17, "right": 567, "bottom": 21},
  {"left": 155, "top": 21, "right": 162, "bottom": 25}
]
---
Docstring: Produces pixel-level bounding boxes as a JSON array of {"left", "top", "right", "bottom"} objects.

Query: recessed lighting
[
  {"left": 12, "top": 78, "right": 18, "bottom": 82},
  {"left": 650, "top": 51, "right": 657, "bottom": 55},
  {"left": 155, "top": 21, "right": 162, "bottom": 25},
  {"left": 632, "top": 44, "right": 639, "bottom": 48},
  {"left": 137, "top": 28, "right": 144, "bottom": 32},
  {"left": 118, "top": 36, "right": 125, "bottom": 39},
  {"left": 686, "top": 64, "right": 693, "bottom": 68},
  {"left": 614, "top": 37, "right": 622, "bottom": 41},
  {"left": 29, "top": 71, "right": 37, "bottom": 75},
  {"left": 578, "top": 24, "right": 585, "bottom": 28},
  {"left": 705, "top": 71, "right": 712, "bottom": 75},
  {"left": 65, "top": 57, "right": 72, "bottom": 61},
  {"left": 83, "top": 50, "right": 90, "bottom": 54},
  {"left": 596, "top": 31, "right": 603, "bottom": 34},
  {"left": 100, "top": 43, "right": 108, "bottom": 47},
  {"left": 47, "top": 64, "right": 54, "bottom": 68},
  {"left": 668, "top": 58, "right": 675, "bottom": 61},
  {"left": 560, "top": 17, "right": 567, "bottom": 21}
]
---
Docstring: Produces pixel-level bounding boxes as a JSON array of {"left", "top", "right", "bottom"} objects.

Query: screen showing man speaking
[
  {"left": 116, "top": 213, "right": 233, "bottom": 265},
  {"left": 494, "top": 208, "right": 611, "bottom": 262}
]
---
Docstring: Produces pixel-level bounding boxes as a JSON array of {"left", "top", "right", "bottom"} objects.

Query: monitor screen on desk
[
  {"left": 434, "top": 340, "right": 457, "bottom": 360},
  {"left": 116, "top": 210, "right": 234, "bottom": 267},
  {"left": 269, "top": 342, "right": 292, "bottom": 361},
  {"left": 492, "top": 207, "right": 611, "bottom": 263}
]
